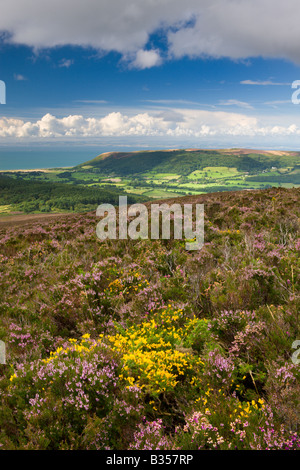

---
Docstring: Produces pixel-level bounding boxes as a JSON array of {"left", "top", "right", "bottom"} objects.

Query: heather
[{"left": 0, "top": 187, "right": 299, "bottom": 450}]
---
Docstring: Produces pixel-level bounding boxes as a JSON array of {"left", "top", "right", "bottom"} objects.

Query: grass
[
  {"left": 142, "top": 189, "right": 186, "bottom": 198},
  {"left": 188, "top": 166, "right": 240, "bottom": 180},
  {"left": 144, "top": 173, "right": 182, "bottom": 180},
  {"left": 0, "top": 205, "right": 12, "bottom": 214}
]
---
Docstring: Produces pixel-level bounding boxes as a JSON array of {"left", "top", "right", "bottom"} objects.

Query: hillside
[
  {"left": 78, "top": 148, "right": 300, "bottom": 176},
  {"left": 0, "top": 187, "right": 299, "bottom": 450},
  {"left": 76, "top": 147, "right": 300, "bottom": 199},
  {"left": 2, "top": 148, "right": 298, "bottom": 212}
]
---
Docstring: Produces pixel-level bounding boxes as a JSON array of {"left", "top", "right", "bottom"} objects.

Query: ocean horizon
[
  {"left": 0, "top": 147, "right": 112, "bottom": 171},
  {"left": 0, "top": 144, "right": 176, "bottom": 170}
]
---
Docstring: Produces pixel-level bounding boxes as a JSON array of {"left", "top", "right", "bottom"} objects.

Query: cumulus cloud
[
  {"left": 130, "top": 49, "right": 162, "bottom": 69},
  {"left": 167, "top": 0, "right": 300, "bottom": 64},
  {"left": 0, "top": 0, "right": 187, "bottom": 54},
  {"left": 1, "top": 109, "right": 300, "bottom": 142},
  {"left": 1, "top": 0, "right": 300, "bottom": 65}
]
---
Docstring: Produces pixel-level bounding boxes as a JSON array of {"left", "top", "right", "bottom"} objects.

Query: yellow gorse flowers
[
  {"left": 9, "top": 307, "right": 203, "bottom": 397},
  {"left": 229, "top": 397, "right": 265, "bottom": 419},
  {"left": 107, "top": 271, "right": 150, "bottom": 296},
  {"left": 106, "top": 309, "right": 203, "bottom": 396}
]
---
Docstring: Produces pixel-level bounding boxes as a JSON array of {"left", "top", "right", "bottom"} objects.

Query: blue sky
[{"left": 1, "top": 0, "right": 300, "bottom": 152}]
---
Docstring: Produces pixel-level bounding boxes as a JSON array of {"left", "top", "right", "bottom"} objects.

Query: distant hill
[
  {"left": 77, "top": 148, "right": 300, "bottom": 176},
  {"left": 2, "top": 148, "right": 298, "bottom": 212}
]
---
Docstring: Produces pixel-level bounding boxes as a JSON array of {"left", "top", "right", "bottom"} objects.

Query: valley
[{"left": 0, "top": 148, "right": 299, "bottom": 214}]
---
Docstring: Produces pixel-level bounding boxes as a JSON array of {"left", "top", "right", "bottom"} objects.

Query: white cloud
[
  {"left": 218, "top": 99, "right": 254, "bottom": 109},
  {"left": 143, "top": 99, "right": 202, "bottom": 106},
  {"left": 130, "top": 49, "right": 162, "bottom": 69},
  {"left": 264, "top": 100, "right": 292, "bottom": 108},
  {"left": 1, "top": 1, "right": 300, "bottom": 66},
  {"left": 1, "top": 108, "right": 300, "bottom": 142},
  {"left": 241, "top": 80, "right": 290, "bottom": 86},
  {"left": 73, "top": 100, "right": 108, "bottom": 104},
  {"left": 13, "top": 73, "right": 27, "bottom": 81},
  {"left": 58, "top": 58, "right": 74, "bottom": 68},
  {"left": 0, "top": 0, "right": 186, "bottom": 54},
  {"left": 167, "top": 1, "right": 300, "bottom": 64}
]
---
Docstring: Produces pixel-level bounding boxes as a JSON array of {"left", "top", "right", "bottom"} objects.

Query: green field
[
  {"left": 142, "top": 188, "right": 186, "bottom": 198},
  {"left": 188, "top": 166, "right": 240, "bottom": 179},
  {"left": 0, "top": 148, "right": 299, "bottom": 214},
  {"left": 0, "top": 204, "right": 12, "bottom": 214}
]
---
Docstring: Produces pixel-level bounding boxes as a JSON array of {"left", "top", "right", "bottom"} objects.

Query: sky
[{"left": 1, "top": 0, "right": 300, "bottom": 155}]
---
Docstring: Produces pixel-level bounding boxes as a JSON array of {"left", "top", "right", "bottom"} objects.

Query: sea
[{"left": 0, "top": 147, "right": 115, "bottom": 171}]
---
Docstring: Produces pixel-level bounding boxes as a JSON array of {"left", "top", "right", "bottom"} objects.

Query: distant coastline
[
  {"left": 1, "top": 167, "right": 72, "bottom": 172},
  {"left": 0, "top": 147, "right": 103, "bottom": 171}
]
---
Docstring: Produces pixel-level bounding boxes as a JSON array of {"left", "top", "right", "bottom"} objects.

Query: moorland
[{"left": 0, "top": 185, "right": 299, "bottom": 450}]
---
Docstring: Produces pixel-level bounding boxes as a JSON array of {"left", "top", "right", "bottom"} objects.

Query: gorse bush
[{"left": 0, "top": 187, "right": 299, "bottom": 449}]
